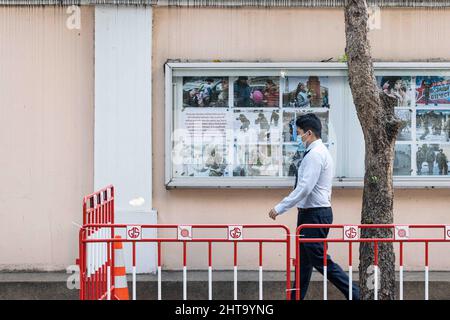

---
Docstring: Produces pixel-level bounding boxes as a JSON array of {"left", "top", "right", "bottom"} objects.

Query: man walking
[
  {"left": 268, "top": 113, "right": 360, "bottom": 300},
  {"left": 426, "top": 147, "right": 436, "bottom": 175},
  {"left": 437, "top": 149, "right": 448, "bottom": 175}
]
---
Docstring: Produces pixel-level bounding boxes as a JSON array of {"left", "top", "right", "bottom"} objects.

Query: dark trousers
[{"left": 291, "top": 207, "right": 360, "bottom": 300}]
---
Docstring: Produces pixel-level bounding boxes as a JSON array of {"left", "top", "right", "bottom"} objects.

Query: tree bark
[{"left": 344, "top": 0, "right": 403, "bottom": 300}]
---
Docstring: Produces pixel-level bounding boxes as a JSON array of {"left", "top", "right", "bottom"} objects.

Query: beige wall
[
  {"left": 1, "top": 6, "right": 449, "bottom": 272},
  {"left": 153, "top": 7, "right": 450, "bottom": 271},
  {"left": 0, "top": 6, "right": 94, "bottom": 270}
]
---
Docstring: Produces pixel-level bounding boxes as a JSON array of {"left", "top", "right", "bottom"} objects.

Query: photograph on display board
[
  {"left": 173, "top": 143, "right": 230, "bottom": 177},
  {"left": 416, "top": 110, "right": 450, "bottom": 142},
  {"left": 395, "top": 109, "right": 412, "bottom": 141},
  {"left": 376, "top": 76, "right": 412, "bottom": 107},
  {"left": 394, "top": 144, "right": 412, "bottom": 176},
  {"left": 282, "top": 111, "right": 297, "bottom": 142},
  {"left": 233, "top": 76, "right": 280, "bottom": 108},
  {"left": 182, "top": 77, "right": 229, "bottom": 108},
  {"left": 282, "top": 110, "right": 329, "bottom": 143},
  {"left": 416, "top": 76, "right": 450, "bottom": 106},
  {"left": 416, "top": 144, "right": 450, "bottom": 176},
  {"left": 233, "top": 109, "right": 281, "bottom": 144},
  {"left": 232, "top": 144, "right": 280, "bottom": 177},
  {"left": 283, "top": 76, "right": 330, "bottom": 108},
  {"left": 315, "top": 110, "right": 329, "bottom": 143},
  {"left": 282, "top": 144, "right": 303, "bottom": 177}
]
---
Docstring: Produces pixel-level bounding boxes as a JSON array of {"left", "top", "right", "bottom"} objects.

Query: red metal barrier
[
  {"left": 78, "top": 185, "right": 115, "bottom": 300},
  {"left": 294, "top": 224, "right": 450, "bottom": 300},
  {"left": 79, "top": 223, "right": 291, "bottom": 300},
  {"left": 83, "top": 185, "right": 114, "bottom": 226},
  {"left": 79, "top": 187, "right": 450, "bottom": 301}
]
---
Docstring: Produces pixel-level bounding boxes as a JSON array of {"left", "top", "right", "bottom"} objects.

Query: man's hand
[{"left": 268, "top": 208, "right": 279, "bottom": 221}]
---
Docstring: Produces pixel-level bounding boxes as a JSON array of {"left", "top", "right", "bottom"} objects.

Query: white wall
[{"left": 94, "top": 6, "right": 156, "bottom": 273}]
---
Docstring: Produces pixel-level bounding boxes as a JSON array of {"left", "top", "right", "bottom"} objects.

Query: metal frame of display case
[{"left": 165, "top": 62, "right": 450, "bottom": 188}]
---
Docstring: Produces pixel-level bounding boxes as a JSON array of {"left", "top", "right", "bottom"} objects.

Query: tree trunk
[{"left": 344, "top": 0, "right": 403, "bottom": 300}]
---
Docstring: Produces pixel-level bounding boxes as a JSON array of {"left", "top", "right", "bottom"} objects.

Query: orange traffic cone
[{"left": 113, "top": 235, "right": 129, "bottom": 300}]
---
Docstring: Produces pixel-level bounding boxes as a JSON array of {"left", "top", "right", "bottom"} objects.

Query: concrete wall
[
  {"left": 152, "top": 7, "right": 450, "bottom": 271},
  {"left": 0, "top": 6, "right": 94, "bottom": 270}
]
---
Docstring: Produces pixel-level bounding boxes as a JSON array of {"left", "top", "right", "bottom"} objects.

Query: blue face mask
[{"left": 296, "top": 132, "right": 308, "bottom": 152}]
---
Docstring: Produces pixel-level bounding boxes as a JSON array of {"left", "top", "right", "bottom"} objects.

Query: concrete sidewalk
[{"left": 1, "top": 271, "right": 449, "bottom": 300}]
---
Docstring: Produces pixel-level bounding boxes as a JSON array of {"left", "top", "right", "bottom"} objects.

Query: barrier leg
[
  {"left": 234, "top": 266, "right": 238, "bottom": 300},
  {"left": 425, "top": 266, "right": 429, "bottom": 300},
  {"left": 158, "top": 266, "right": 162, "bottom": 300},
  {"left": 183, "top": 242, "right": 187, "bottom": 300},
  {"left": 208, "top": 266, "right": 212, "bottom": 300},
  {"left": 374, "top": 265, "right": 378, "bottom": 301},
  {"left": 106, "top": 241, "right": 111, "bottom": 300},
  {"left": 208, "top": 242, "right": 212, "bottom": 300},
  {"left": 323, "top": 241, "right": 327, "bottom": 301},
  {"left": 349, "top": 265, "right": 352, "bottom": 300},
  {"left": 158, "top": 242, "right": 162, "bottom": 300},
  {"left": 233, "top": 241, "right": 238, "bottom": 301},
  {"left": 183, "top": 266, "right": 187, "bottom": 300},
  {"left": 399, "top": 266, "right": 403, "bottom": 301},
  {"left": 400, "top": 242, "right": 404, "bottom": 301},
  {"left": 374, "top": 242, "right": 378, "bottom": 301},
  {"left": 348, "top": 243, "right": 353, "bottom": 301},
  {"left": 259, "top": 266, "right": 263, "bottom": 301},
  {"left": 132, "top": 266, "right": 136, "bottom": 300},
  {"left": 323, "top": 266, "right": 328, "bottom": 300},
  {"left": 107, "top": 265, "right": 111, "bottom": 300},
  {"left": 296, "top": 239, "right": 300, "bottom": 300},
  {"left": 259, "top": 242, "right": 263, "bottom": 301},
  {"left": 132, "top": 242, "right": 137, "bottom": 300},
  {"left": 425, "top": 242, "right": 429, "bottom": 301}
]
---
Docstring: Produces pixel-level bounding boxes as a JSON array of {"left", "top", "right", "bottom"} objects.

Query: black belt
[{"left": 298, "top": 207, "right": 331, "bottom": 214}]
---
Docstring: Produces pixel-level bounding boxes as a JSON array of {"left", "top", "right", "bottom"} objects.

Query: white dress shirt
[{"left": 274, "top": 139, "right": 333, "bottom": 215}]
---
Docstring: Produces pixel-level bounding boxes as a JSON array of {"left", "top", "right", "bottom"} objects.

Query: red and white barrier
[
  {"left": 78, "top": 223, "right": 291, "bottom": 300},
  {"left": 77, "top": 186, "right": 450, "bottom": 301},
  {"left": 295, "top": 224, "right": 450, "bottom": 300},
  {"left": 77, "top": 185, "right": 114, "bottom": 300}
]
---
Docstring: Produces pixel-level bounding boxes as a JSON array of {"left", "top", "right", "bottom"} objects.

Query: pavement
[{"left": 0, "top": 270, "right": 449, "bottom": 300}]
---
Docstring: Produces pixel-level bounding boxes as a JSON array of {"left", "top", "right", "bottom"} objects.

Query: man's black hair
[{"left": 296, "top": 113, "right": 322, "bottom": 138}]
